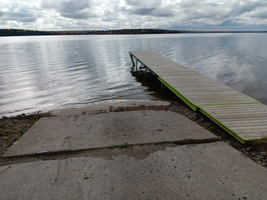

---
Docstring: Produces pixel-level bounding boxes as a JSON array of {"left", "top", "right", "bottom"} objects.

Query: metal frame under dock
[{"left": 129, "top": 51, "right": 267, "bottom": 143}]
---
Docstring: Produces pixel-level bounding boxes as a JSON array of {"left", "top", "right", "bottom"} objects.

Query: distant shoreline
[{"left": 1, "top": 28, "right": 267, "bottom": 37}]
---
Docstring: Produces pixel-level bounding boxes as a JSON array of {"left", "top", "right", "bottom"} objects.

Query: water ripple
[{"left": 1, "top": 34, "right": 267, "bottom": 117}]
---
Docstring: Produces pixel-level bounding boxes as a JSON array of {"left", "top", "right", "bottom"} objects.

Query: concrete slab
[
  {"left": 1, "top": 142, "right": 266, "bottom": 200},
  {"left": 52, "top": 101, "right": 171, "bottom": 117},
  {"left": 5, "top": 110, "right": 218, "bottom": 157}
]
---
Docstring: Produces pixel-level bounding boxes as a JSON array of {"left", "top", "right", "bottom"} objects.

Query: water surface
[{"left": 0, "top": 33, "right": 267, "bottom": 117}]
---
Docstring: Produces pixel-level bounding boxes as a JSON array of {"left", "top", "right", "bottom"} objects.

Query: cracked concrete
[
  {"left": 1, "top": 142, "right": 267, "bottom": 200},
  {"left": 5, "top": 106, "right": 218, "bottom": 157},
  {"left": 1, "top": 103, "right": 266, "bottom": 200}
]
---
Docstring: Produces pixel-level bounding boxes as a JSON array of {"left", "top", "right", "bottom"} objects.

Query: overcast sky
[{"left": 0, "top": 0, "right": 267, "bottom": 31}]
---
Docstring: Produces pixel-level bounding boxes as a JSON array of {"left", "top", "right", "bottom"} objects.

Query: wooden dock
[{"left": 129, "top": 51, "right": 267, "bottom": 143}]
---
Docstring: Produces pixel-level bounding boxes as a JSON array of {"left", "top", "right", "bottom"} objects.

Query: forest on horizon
[{"left": 1, "top": 28, "right": 266, "bottom": 36}]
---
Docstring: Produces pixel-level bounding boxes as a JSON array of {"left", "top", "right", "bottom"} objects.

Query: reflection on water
[
  {"left": 164, "top": 34, "right": 267, "bottom": 104},
  {"left": 0, "top": 34, "right": 267, "bottom": 117}
]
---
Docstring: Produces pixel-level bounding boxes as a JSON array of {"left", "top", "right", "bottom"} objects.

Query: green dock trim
[
  {"left": 157, "top": 76, "right": 198, "bottom": 111},
  {"left": 198, "top": 107, "right": 246, "bottom": 144},
  {"left": 131, "top": 51, "right": 198, "bottom": 111},
  {"left": 199, "top": 107, "right": 267, "bottom": 144},
  {"left": 129, "top": 51, "right": 267, "bottom": 144}
]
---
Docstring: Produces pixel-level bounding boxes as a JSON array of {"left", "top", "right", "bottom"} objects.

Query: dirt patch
[
  {"left": 0, "top": 112, "right": 51, "bottom": 156},
  {"left": 110, "top": 105, "right": 169, "bottom": 112},
  {"left": 0, "top": 143, "right": 177, "bottom": 167}
]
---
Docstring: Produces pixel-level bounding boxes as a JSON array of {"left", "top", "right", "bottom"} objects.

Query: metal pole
[
  {"left": 145, "top": 66, "right": 147, "bottom": 84},
  {"left": 130, "top": 53, "right": 135, "bottom": 69}
]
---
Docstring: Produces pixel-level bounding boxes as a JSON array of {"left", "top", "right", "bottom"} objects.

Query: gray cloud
[
  {"left": 178, "top": 1, "right": 228, "bottom": 21},
  {"left": 8, "top": 12, "right": 37, "bottom": 22},
  {"left": 125, "top": 0, "right": 162, "bottom": 7},
  {"left": 125, "top": 0, "right": 140, "bottom": 6},
  {"left": 0, "top": 10, "right": 37, "bottom": 23},
  {"left": 123, "top": 0, "right": 174, "bottom": 18},
  {"left": 243, "top": 6, "right": 267, "bottom": 20},
  {"left": 184, "top": 10, "right": 218, "bottom": 21},
  {"left": 230, "top": 1, "right": 267, "bottom": 16},
  {"left": 219, "top": 19, "right": 241, "bottom": 27},
  {"left": 0, "top": 0, "right": 267, "bottom": 30},
  {"left": 257, "top": 12, "right": 267, "bottom": 19},
  {"left": 132, "top": 8, "right": 155, "bottom": 15},
  {"left": 129, "top": 7, "right": 174, "bottom": 17},
  {"left": 42, "top": 0, "right": 94, "bottom": 19},
  {"left": 59, "top": 0, "right": 92, "bottom": 19},
  {"left": 152, "top": 8, "right": 174, "bottom": 17}
]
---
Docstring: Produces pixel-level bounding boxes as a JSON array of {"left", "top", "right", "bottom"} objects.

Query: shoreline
[
  {"left": 0, "top": 112, "right": 51, "bottom": 154},
  {"left": 0, "top": 100, "right": 266, "bottom": 168},
  {"left": 1, "top": 28, "right": 267, "bottom": 37},
  {"left": 0, "top": 71, "right": 266, "bottom": 168}
]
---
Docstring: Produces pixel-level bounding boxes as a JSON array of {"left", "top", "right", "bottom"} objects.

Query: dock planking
[{"left": 129, "top": 51, "right": 267, "bottom": 143}]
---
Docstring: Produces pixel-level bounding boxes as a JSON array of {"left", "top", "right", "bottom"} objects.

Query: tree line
[
  {"left": 0, "top": 29, "right": 182, "bottom": 36},
  {"left": 1, "top": 29, "right": 266, "bottom": 37},
  {"left": 0, "top": 29, "right": 52, "bottom": 36}
]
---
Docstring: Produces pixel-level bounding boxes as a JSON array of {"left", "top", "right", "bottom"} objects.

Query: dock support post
[
  {"left": 130, "top": 53, "right": 135, "bottom": 69},
  {"left": 144, "top": 66, "right": 147, "bottom": 84},
  {"left": 130, "top": 53, "right": 136, "bottom": 72}
]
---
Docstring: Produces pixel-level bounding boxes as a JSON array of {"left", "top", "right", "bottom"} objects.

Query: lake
[{"left": 0, "top": 33, "right": 267, "bottom": 117}]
